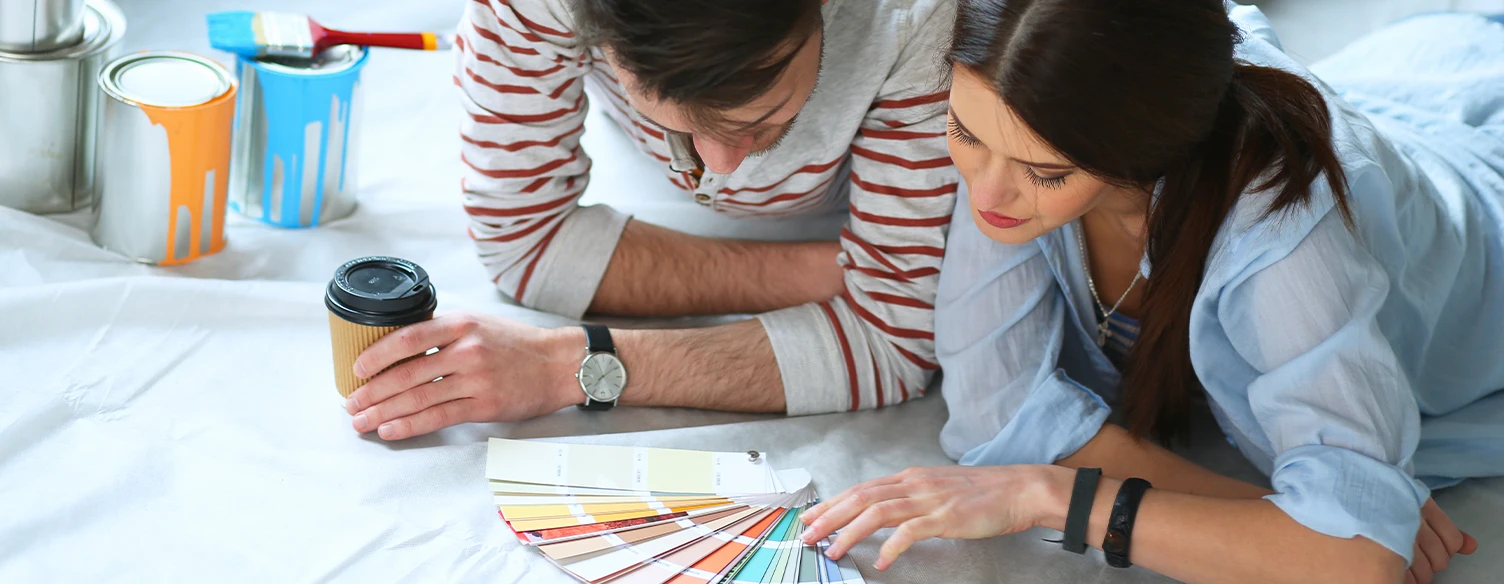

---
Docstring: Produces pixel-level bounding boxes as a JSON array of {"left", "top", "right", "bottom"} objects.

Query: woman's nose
[{"left": 965, "top": 165, "right": 1017, "bottom": 210}]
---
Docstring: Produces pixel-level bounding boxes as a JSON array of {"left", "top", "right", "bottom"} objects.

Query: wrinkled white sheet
[{"left": 1, "top": 0, "right": 1498, "bottom": 582}]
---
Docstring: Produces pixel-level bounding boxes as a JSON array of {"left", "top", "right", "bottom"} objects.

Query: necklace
[{"left": 1075, "top": 223, "right": 1143, "bottom": 347}]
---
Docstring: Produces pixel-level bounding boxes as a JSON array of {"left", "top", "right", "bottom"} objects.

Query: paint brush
[{"left": 207, "top": 11, "right": 452, "bottom": 59}]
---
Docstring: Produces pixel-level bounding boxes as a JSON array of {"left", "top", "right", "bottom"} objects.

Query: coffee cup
[{"left": 325, "top": 256, "right": 437, "bottom": 397}]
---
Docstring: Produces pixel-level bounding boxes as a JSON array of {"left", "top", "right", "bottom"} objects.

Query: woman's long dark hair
[{"left": 951, "top": 0, "right": 1353, "bottom": 442}]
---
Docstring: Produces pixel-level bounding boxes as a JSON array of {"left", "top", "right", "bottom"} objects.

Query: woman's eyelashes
[
  {"left": 1025, "top": 167, "right": 1069, "bottom": 189},
  {"left": 947, "top": 117, "right": 1070, "bottom": 189},
  {"left": 946, "top": 119, "right": 983, "bottom": 148}
]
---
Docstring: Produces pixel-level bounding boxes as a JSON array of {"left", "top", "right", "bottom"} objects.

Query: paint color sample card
[
  {"left": 486, "top": 438, "right": 777, "bottom": 495},
  {"left": 486, "top": 439, "right": 864, "bottom": 584}
]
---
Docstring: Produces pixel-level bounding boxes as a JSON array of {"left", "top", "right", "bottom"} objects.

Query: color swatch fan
[{"left": 487, "top": 438, "right": 866, "bottom": 584}]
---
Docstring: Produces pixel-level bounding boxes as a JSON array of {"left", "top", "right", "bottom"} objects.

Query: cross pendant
[{"left": 1096, "top": 323, "right": 1111, "bottom": 347}]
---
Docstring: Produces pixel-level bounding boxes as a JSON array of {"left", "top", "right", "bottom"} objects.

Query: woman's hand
[
  {"left": 1407, "top": 498, "right": 1478, "bottom": 584},
  {"left": 797, "top": 465, "right": 1056, "bottom": 571}
]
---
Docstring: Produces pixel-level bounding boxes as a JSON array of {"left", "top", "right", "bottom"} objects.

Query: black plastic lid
[{"left": 325, "top": 256, "right": 437, "bottom": 327}]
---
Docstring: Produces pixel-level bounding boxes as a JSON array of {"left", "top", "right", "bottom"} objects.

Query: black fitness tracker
[
  {"left": 1103, "top": 477, "right": 1153, "bottom": 568},
  {"left": 1062, "top": 467, "right": 1102, "bottom": 554}
]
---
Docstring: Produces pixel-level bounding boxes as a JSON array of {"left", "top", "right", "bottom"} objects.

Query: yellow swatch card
[{"left": 485, "top": 438, "right": 776, "bottom": 495}]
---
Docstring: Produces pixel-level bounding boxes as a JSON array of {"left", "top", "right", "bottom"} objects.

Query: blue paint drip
[{"left": 238, "top": 49, "right": 367, "bottom": 228}]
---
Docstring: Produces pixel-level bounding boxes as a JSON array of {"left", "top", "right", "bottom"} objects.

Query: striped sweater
[{"left": 454, "top": 0, "right": 959, "bottom": 414}]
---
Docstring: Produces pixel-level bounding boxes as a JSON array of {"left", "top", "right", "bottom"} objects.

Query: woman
[{"left": 798, "top": 2, "right": 1504, "bottom": 583}]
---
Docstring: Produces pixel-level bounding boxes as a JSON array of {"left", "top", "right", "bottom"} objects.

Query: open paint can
[
  {"left": 229, "top": 45, "right": 368, "bottom": 228},
  {"left": 0, "top": 0, "right": 123, "bottom": 214},
  {"left": 93, "top": 51, "right": 237, "bottom": 265},
  {"left": 0, "top": 0, "right": 88, "bottom": 53}
]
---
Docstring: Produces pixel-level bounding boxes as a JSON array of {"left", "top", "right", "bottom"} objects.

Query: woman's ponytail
[{"left": 1120, "top": 63, "right": 1353, "bottom": 442}]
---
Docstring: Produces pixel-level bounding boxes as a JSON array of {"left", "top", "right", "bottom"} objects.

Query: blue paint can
[{"left": 229, "top": 45, "right": 366, "bottom": 228}]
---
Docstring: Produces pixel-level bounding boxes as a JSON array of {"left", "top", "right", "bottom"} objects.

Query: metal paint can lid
[
  {"left": 0, "top": 0, "right": 125, "bottom": 63},
  {"left": 98, "top": 51, "right": 233, "bottom": 107},
  {"left": 254, "top": 44, "right": 366, "bottom": 75}
]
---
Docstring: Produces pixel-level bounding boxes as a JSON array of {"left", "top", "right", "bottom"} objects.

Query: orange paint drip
[{"left": 140, "top": 86, "right": 237, "bottom": 266}]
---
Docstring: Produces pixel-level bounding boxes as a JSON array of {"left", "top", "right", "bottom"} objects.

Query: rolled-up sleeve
[
  {"left": 935, "top": 196, "right": 1110, "bottom": 466},
  {"left": 761, "top": 2, "right": 958, "bottom": 415},
  {"left": 1222, "top": 210, "right": 1430, "bottom": 562},
  {"left": 457, "top": 0, "right": 629, "bottom": 317}
]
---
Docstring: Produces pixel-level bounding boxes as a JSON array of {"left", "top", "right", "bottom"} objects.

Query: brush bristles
[
  {"left": 206, "top": 11, "right": 264, "bottom": 57},
  {"left": 207, "top": 11, "right": 316, "bottom": 58}
]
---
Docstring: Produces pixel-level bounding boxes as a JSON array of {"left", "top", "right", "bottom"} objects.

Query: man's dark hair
[{"left": 574, "top": 0, "right": 823, "bottom": 132}]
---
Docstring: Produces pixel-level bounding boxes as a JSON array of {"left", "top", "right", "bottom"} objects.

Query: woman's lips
[{"left": 979, "top": 210, "right": 1028, "bottom": 229}]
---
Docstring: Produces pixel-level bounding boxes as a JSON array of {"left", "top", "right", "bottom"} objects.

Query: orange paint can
[{"left": 92, "top": 51, "right": 236, "bottom": 265}]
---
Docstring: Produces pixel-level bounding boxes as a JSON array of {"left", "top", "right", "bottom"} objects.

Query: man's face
[{"left": 609, "top": 30, "right": 823, "bottom": 175}]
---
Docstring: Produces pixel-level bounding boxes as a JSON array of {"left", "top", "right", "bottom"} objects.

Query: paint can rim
[
  {"left": 0, "top": 0, "right": 125, "bottom": 63},
  {"left": 98, "top": 51, "right": 237, "bottom": 109},
  {"left": 249, "top": 44, "right": 368, "bottom": 76}
]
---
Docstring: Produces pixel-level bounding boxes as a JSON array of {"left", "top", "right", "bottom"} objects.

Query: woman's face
[{"left": 947, "top": 66, "right": 1138, "bottom": 244}]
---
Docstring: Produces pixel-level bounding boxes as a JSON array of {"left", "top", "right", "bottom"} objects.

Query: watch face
[{"left": 579, "top": 352, "right": 626, "bottom": 402}]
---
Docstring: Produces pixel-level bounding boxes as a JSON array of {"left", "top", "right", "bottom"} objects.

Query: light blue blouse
[{"left": 935, "top": 6, "right": 1504, "bottom": 563}]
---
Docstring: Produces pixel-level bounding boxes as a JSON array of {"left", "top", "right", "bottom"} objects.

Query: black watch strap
[
  {"left": 578, "top": 324, "right": 617, "bottom": 411},
  {"left": 1062, "top": 468, "right": 1102, "bottom": 554},
  {"left": 583, "top": 324, "right": 615, "bottom": 354},
  {"left": 1103, "top": 478, "right": 1152, "bottom": 568}
]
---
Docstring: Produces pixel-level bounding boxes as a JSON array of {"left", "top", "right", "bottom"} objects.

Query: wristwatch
[{"left": 575, "top": 324, "right": 626, "bottom": 411}]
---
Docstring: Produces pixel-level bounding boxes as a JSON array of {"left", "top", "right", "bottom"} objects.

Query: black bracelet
[
  {"left": 1103, "top": 478, "right": 1152, "bottom": 568},
  {"left": 1062, "top": 468, "right": 1101, "bottom": 554}
]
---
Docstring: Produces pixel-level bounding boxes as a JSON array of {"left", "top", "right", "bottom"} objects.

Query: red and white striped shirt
[{"left": 455, "top": 0, "right": 959, "bottom": 414}]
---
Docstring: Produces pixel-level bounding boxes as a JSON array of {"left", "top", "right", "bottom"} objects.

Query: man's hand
[
  {"left": 341, "top": 311, "right": 787, "bottom": 440},
  {"left": 343, "top": 312, "right": 580, "bottom": 440}
]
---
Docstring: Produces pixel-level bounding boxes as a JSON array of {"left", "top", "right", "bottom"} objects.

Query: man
[{"left": 341, "top": 0, "right": 959, "bottom": 440}]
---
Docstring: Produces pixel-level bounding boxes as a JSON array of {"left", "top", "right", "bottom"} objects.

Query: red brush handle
[
  {"left": 322, "top": 31, "right": 427, "bottom": 50},
  {"left": 310, "top": 22, "right": 442, "bottom": 52}
]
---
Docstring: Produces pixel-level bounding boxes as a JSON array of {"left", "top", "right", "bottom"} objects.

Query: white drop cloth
[{"left": 1, "top": 1, "right": 1498, "bottom": 582}]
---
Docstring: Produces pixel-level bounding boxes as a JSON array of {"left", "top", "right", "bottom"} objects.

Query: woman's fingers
[
  {"left": 824, "top": 498, "right": 920, "bottom": 560},
  {"left": 1421, "top": 499, "right": 1465, "bottom": 554},
  {"left": 1410, "top": 541, "right": 1435, "bottom": 584},
  {"left": 804, "top": 475, "right": 907, "bottom": 524},
  {"left": 875, "top": 515, "right": 943, "bottom": 571},
  {"left": 803, "top": 484, "right": 913, "bottom": 543},
  {"left": 1416, "top": 520, "right": 1450, "bottom": 574},
  {"left": 1460, "top": 531, "right": 1479, "bottom": 555}
]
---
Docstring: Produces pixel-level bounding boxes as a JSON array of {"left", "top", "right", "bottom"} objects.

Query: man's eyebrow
[
  {"left": 728, "top": 92, "right": 794, "bottom": 133},
  {"left": 949, "top": 107, "right": 1075, "bottom": 171},
  {"left": 638, "top": 112, "right": 671, "bottom": 131},
  {"left": 640, "top": 96, "right": 790, "bottom": 136}
]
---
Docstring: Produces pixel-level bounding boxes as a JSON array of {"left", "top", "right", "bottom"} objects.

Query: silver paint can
[
  {"left": 93, "top": 51, "right": 237, "bottom": 265},
  {"left": 0, "top": 0, "right": 87, "bottom": 53},
  {"left": 0, "top": 0, "right": 123, "bottom": 214},
  {"left": 229, "top": 45, "right": 367, "bottom": 228}
]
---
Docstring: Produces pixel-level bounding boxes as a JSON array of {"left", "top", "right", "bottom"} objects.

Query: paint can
[
  {"left": 92, "top": 51, "right": 237, "bottom": 265},
  {"left": 0, "top": 0, "right": 87, "bottom": 53},
  {"left": 0, "top": 0, "right": 123, "bottom": 214},
  {"left": 229, "top": 45, "right": 367, "bottom": 228}
]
